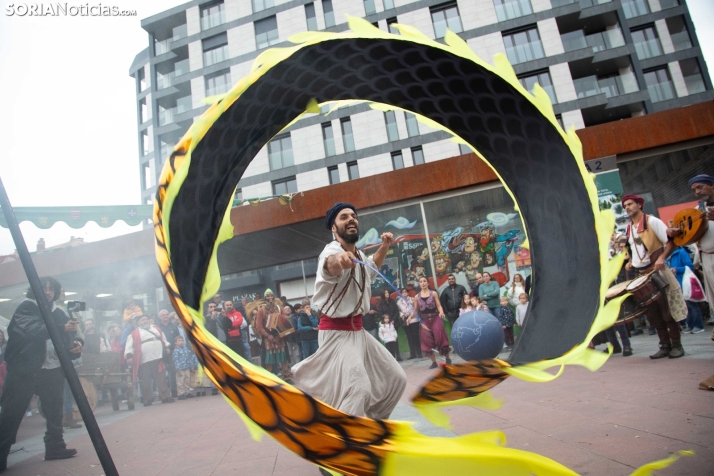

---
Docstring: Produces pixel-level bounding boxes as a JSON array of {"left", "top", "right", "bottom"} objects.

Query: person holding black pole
[{"left": 0, "top": 277, "right": 83, "bottom": 471}]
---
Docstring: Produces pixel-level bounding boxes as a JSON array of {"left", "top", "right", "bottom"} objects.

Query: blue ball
[{"left": 450, "top": 310, "right": 505, "bottom": 361}]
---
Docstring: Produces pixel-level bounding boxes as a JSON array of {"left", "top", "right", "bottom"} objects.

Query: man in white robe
[{"left": 292, "top": 202, "right": 407, "bottom": 421}]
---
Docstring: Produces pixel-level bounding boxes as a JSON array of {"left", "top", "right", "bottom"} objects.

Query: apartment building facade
[{"left": 129, "top": 0, "right": 712, "bottom": 206}]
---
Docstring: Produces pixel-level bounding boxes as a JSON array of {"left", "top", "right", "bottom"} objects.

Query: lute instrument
[{"left": 671, "top": 201, "right": 710, "bottom": 246}]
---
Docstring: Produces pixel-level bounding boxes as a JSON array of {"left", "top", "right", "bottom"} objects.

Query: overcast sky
[{"left": 0, "top": 0, "right": 712, "bottom": 255}]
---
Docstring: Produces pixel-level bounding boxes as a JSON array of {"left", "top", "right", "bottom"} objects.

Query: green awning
[{"left": 0, "top": 205, "right": 153, "bottom": 229}]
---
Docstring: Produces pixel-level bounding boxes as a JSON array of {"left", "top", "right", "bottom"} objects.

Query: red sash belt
[{"left": 319, "top": 314, "right": 363, "bottom": 331}]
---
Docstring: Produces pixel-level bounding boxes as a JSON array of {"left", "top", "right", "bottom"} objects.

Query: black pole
[{"left": 0, "top": 177, "right": 119, "bottom": 476}]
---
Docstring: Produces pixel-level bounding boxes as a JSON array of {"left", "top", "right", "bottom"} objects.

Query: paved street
[{"left": 4, "top": 329, "right": 713, "bottom": 476}]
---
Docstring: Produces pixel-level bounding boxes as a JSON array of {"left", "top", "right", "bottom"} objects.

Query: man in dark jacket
[
  {"left": 0, "top": 277, "right": 82, "bottom": 471},
  {"left": 156, "top": 309, "right": 180, "bottom": 397},
  {"left": 440, "top": 274, "right": 467, "bottom": 326}
]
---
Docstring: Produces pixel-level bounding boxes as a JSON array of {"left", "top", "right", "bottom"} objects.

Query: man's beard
[{"left": 336, "top": 223, "right": 359, "bottom": 244}]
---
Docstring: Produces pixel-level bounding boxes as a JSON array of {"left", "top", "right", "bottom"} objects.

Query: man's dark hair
[
  {"left": 447, "top": 274, "right": 456, "bottom": 279},
  {"left": 26, "top": 276, "right": 61, "bottom": 301}
]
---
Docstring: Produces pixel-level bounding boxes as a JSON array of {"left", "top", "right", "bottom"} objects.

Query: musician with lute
[
  {"left": 622, "top": 194, "right": 688, "bottom": 359},
  {"left": 667, "top": 174, "right": 714, "bottom": 325}
]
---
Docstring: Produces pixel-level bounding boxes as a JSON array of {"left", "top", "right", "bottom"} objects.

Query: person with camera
[{"left": 0, "top": 277, "right": 83, "bottom": 471}]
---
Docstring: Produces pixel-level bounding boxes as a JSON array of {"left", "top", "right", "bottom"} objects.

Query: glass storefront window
[{"left": 421, "top": 188, "right": 529, "bottom": 295}]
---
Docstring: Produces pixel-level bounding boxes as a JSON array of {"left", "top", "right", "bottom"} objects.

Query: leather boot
[
  {"left": 622, "top": 346, "right": 633, "bottom": 357},
  {"left": 649, "top": 344, "right": 671, "bottom": 359},
  {"left": 668, "top": 341, "right": 685, "bottom": 359},
  {"left": 62, "top": 413, "right": 82, "bottom": 429},
  {"left": 45, "top": 444, "right": 77, "bottom": 461}
]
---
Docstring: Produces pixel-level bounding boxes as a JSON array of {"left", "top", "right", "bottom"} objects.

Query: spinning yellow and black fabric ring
[{"left": 154, "top": 19, "right": 686, "bottom": 476}]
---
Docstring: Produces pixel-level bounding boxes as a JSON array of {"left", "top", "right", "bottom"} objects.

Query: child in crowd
[
  {"left": 471, "top": 296, "right": 490, "bottom": 313},
  {"left": 515, "top": 293, "right": 529, "bottom": 336},
  {"left": 172, "top": 335, "right": 198, "bottom": 400},
  {"left": 495, "top": 296, "right": 516, "bottom": 351},
  {"left": 459, "top": 294, "right": 473, "bottom": 316},
  {"left": 378, "top": 314, "right": 399, "bottom": 360}
]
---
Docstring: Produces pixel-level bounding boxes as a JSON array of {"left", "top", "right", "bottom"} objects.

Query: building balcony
[
  {"left": 495, "top": 0, "right": 533, "bottom": 22},
  {"left": 154, "top": 24, "right": 187, "bottom": 55},
  {"left": 647, "top": 81, "right": 676, "bottom": 103},
  {"left": 158, "top": 96, "right": 192, "bottom": 126},
  {"left": 206, "top": 83, "right": 231, "bottom": 97},
  {"left": 633, "top": 38, "right": 663, "bottom": 59},
  {"left": 551, "top": 0, "right": 611, "bottom": 8},
  {"left": 505, "top": 41, "right": 545, "bottom": 65},
  {"left": 201, "top": 9, "right": 225, "bottom": 31},
  {"left": 204, "top": 46, "right": 228, "bottom": 67},
  {"left": 622, "top": 0, "right": 650, "bottom": 19},
  {"left": 670, "top": 31, "right": 692, "bottom": 52},
  {"left": 574, "top": 74, "right": 638, "bottom": 100},
  {"left": 561, "top": 28, "right": 625, "bottom": 54},
  {"left": 156, "top": 60, "right": 189, "bottom": 90}
]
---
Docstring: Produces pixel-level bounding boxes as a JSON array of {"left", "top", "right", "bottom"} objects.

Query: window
[
  {"left": 494, "top": 0, "right": 532, "bottom": 22},
  {"left": 659, "top": 0, "right": 678, "bottom": 8},
  {"left": 322, "top": 122, "right": 336, "bottom": 156},
  {"left": 205, "top": 69, "right": 231, "bottom": 96},
  {"left": 340, "top": 118, "right": 355, "bottom": 152},
  {"left": 235, "top": 188, "right": 243, "bottom": 201},
  {"left": 364, "top": 0, "right": 376, "bottom": 15},
  {"left": 253, "top": 0, "right": 274, "bottom": 12},
  {"left": 387, "top": 17, "right": 399, "bottom": 34},
  {"left": 137, "top": 68, "right": 146, "bottom": 92},
  {"left": 412, "top": 146, "right": 425, "bottom": 165},
  {"left": 141, "top": 130, "right": 149, "bottom": 156},
  {"left": 268, "top": 134, "right": 294, "bottom": 170},
  {"left": 405, "top": 112, "right": 419, "bottom": 137},
  {"left": 203, "top": 33, "right": 228, "bottom": 67},
  {"left": 328, "top": 166, "right": 340, "bottom": 184},
  {"left": 631, "top": 26, "right": 662, "bottom": 59},
  {"left": 680, "top": 58, "right": 706, "bottom": 95},
  {"left": 139, "top": 98, "right": 148, "bottom": 123},
  {"left": 392, "top": 151, "right": 404, "bottom": 170},
  {"left": 347, "top": 161, "right": 359, "bottom": 180},
  {"left": 384, "top": 111, "right": 399, "bottom": 141},
  {"left": 458, "top": 144, "right": 470, "bottom": 155},
  {"left": 666, "top": 16, "right": 692, "bottom": 52},
  {"left": 272, "top": 177, "right": 297, "bottom": 195},
  {"left": 201, "top": 2, "right": 225, "bottom": 30},
  {"left": 621, "top": 0, "right": 649, "bottom": 19},
  {"left": 255, "top": 16, "right": 279, "bottom": 49},
  {"left": 305, "top": 3, "right": 318, "bottom": 31},
  {"left": 555, "top": 114, "right": 564, "bottom": 129},
  {"left": 431, "top": 2, "right": 463, "bottom": 39},
  {"left": 383, "top": 0, "right": 395, "bottom": 9},
  {"left": 322, "top": 0, "right": 335, "bottom": 28},
  {"left": 518, "top": 70, "right": 557, "bottom": 104},
  {"left": 143, "top": 162, "right": 153, "bottom": 190},
  {"left": 643, "top": 67, "right": 676, "bottom": 103},
  {"left": 503, "top": 27, "right": 544, "bottom": 64}
]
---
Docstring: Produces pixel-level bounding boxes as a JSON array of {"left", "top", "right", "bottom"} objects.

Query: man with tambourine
[
  {"left": 667, "top": 174, "right": 714, "bottom": 326},
  {"left": 622, "top": 194, "right": 688, "bottom": 359}
]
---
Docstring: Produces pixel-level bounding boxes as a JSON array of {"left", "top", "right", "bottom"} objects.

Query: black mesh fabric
[{"left": 168, "top": 38, "right": 601, "bottom": 363}]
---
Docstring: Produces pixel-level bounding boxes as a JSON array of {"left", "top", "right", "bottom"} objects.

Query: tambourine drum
[
  {"left": 605, "top": 281, "right": 630, "bottom": 301},
  {"left": 626, "top": 275, "right": 661, "bottom": 307},
  {"left": 605, "top": 281, "right": 645, "bottom": 323}
]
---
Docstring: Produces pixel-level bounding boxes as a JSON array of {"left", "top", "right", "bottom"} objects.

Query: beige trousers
[{"left": 176, "top": 369, "right": 191, "bottom": 396}]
